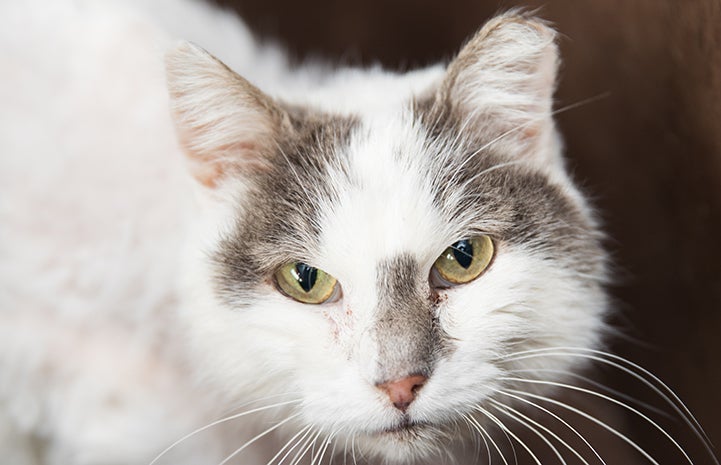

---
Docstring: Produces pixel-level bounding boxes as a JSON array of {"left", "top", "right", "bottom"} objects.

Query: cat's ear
[
  {"left": 436, "top": 12, "right": 559, "bottom": 161},
  {"left": 165, "top": 42, "right": 288, "bottom": 188}
]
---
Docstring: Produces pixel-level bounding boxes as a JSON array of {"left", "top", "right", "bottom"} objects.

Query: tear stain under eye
[
  {"left": 430, "top": 290, "right": 448, "bottom": 307},
  {"left": 321, "top": 308, "right": 340, "bottom": 341},
  {"left": 322, "top": 303, "right": 356, "bottom": 345}
]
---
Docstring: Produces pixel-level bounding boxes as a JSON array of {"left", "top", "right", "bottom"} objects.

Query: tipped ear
[
  {"left": 437, "top": 12, "right": 559, "bottom": 153},
  {"left": 165, "top": 42, "right": 288, "bottom": 188}
]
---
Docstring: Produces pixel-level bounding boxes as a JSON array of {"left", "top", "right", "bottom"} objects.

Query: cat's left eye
[
  {"left": 431, "top": 235, "right": 495, "bottom": 288},
  {"left": 274, "top": 262, "right": 340, "bottom": 304}
]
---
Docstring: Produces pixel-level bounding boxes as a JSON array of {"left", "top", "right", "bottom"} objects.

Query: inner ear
[
  {"left": 432, "top": 12, "right": 559, "bottom": 155},
  {"left": 165, "top": 42, "right": 292, "bottom": 188}
]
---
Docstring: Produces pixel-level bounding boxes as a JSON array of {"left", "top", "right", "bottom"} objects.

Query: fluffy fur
[{"left": 0, "top": 1, "right": 616, "bottom": 464}]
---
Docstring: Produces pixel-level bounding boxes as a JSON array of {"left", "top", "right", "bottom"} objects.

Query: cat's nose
[{"left": 376, "top": 374, "right": 428, "bottom": 412}]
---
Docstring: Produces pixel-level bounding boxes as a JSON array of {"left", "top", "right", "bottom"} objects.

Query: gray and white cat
[{"left": 0, "top": 1, "right": 713, "bottom": 464}]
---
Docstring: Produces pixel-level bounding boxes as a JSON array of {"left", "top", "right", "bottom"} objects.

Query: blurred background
[{"left": 215, "top": 0, "right": 721, "bottom": 462}]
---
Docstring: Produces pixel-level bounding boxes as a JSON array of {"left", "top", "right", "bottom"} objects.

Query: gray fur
[
  {"left": 214, "top": 99, "right": 604, "bottom": 310},
  {"left": 213, "top": 107, "right": 357, "bottom": 305},
  {"left": 372, "top": 254, "right": 447, "bottom": 383}
]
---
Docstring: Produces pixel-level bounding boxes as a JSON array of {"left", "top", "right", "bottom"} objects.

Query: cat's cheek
[
  {"left": 319, "top": 306, "right": 341, "bottom": 343},
  {"left": 316, "top": 301, "right": 356, "bottom": 346}
]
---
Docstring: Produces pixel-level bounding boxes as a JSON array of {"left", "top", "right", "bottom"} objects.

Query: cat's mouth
[
  {"left": 350, "top": 418, "right": 447, "bottom": 461},
  {"left": 377, "top": 418, "right": 431, "bottom": 437}
]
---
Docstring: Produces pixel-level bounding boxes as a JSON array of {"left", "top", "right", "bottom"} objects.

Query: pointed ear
[
  {"left": 436, "top": 12, "right": 559, "bottom": 156},
  {"left": 165, "top": 42, "right": 288, "bottom": 188}
]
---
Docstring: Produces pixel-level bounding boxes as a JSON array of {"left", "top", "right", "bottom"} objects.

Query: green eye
[
  {"left": 432, "top": 235, "right": 495, "bottom": 287},
  {"left": 274, "top": 262, "right": 339, "bottom": 304}
]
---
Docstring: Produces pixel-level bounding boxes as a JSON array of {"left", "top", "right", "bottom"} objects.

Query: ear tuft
[{"left": 166, "top": 42, "right": 286, "bottom": 188}]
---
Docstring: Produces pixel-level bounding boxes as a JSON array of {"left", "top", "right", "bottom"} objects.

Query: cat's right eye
[{"left": 274, "top": 262, "right": 340, "bottom": 304}]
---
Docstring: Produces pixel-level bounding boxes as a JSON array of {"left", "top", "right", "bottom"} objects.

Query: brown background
[{"left": 216, "top": 0, "right": 721, "bottom": 462}]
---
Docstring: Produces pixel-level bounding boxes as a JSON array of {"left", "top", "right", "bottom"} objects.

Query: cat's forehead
[{"left": 317, "top": 110, "right": 452, "bottom": 275}]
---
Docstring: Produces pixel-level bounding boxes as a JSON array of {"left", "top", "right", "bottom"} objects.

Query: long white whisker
[
  {"left": 502, "top": 347, "right": 720, "bottom": 465},
  {"left": 350, "top": 434, "right": 358, "bottom": 465},
  {"left": 148, "top": 398, "right": 302, "bottom": 465},
  {"left": 312, "top": 432, "right": 335, "bottom": 465},
  {"left": 507, "top": 367, "right": 670, "bottom": 418},
  {"left": 291, "top": 429, "right": 322, "bottom": 465},
  {"left": 465, "top": 413, "right": 508, "bottom": 465},
  {"left": 456, "top": 159, "right": 527, "bottom": 194},
  {"left": 497, "top": 389, "right": 607, "bottom": 465},
  {"left": 266, "top": 424, "right": 313, "bottom": 465},
  {"left": 499, "top": 345, "right": 713, "bottom": 455},
  {"left": 507, "top": 388, "right": 660, "bottom": 465},
  {"left": 328, "top": 428, "right": 343, "bottom": 465},
  {"left": 218, "top": 412, "right": 302, "bottom": 465},
  {"left": 451, "top": 92, "right": 609, "bottom": 174},
  {"left": 459, "top": 411, "right": 489, "bottom": 464},
  {"left": 552, "top": 92, "right": 613, "bottom": 117},
  {"left": 342, "top": 433, "right": 349, "bottom": 465},
  {"left": 288, "top": 429, "right": 316, "bottom": 465},
  {"left": 476, "top": 405, "right": 543, "bottom": 465},
  {"left": 491, "top": 397, "right": 588, "bottom": 465},
  {"left": 491, "top": 402, "right": 567, "bottom": 465},
  {"left": 484, "top": 401, "right": 520, "bottom": 465},
  {"left": 443, "top": 93, "right": 609, "bottom": 172},
  {"left": 328, "top": 427, "right": 342, "bottom": 465},
  {"left": 502, "top": 376, "right": 694, "bottom": 465}
]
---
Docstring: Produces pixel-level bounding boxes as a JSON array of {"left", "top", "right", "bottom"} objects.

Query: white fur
[{"left": 0, "top": 1, "right": 607, "bottom": 464}]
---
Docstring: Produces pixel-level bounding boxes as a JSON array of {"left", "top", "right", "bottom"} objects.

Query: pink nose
[{"left": 376, "top": 375, "right": 428, "bottom": 412}]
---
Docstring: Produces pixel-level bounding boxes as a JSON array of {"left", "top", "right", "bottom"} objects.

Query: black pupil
[
  {"left": 452, "top": 239, "right": 474, "bottom": 269},
  {"left": 295, "top": 263, "right": 318, "bottom": 292}
]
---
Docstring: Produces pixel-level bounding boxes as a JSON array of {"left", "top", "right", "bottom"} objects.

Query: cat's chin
[{"left": 350, "top": 421, "right": 452, "bottom": 464}]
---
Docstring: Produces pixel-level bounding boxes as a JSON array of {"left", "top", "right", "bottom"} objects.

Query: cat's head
[{"left": 166, "top": 12, "right": 608, "bottom": 463}]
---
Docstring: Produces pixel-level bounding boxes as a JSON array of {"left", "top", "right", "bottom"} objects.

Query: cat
[{"left": 0, "top": 1, "right": 714, "bottom": 464}]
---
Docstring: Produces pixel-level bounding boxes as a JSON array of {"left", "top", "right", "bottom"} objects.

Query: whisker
[
  {"left": 218, "top": 412, "right": 302, "bottom": 465},
  {"left": 342, "top": 434, "right": 349, "bottom": 465},
  {"left": 552, "top": 92, "right": 612, "bottom": 117},
  {"left": 452, "top": 92, "right": 610, "bottom": 178},
  {"left": 290, "top": 429, "right": 322, "bottom": 465},
  {"left": 328, "top": 428, "right": 341, "bottom": 465},
  {"left": 497, "top": 389, "right": 607, "bottom": 465},
  {"left": 499, "top": 346, "right": 716, "bottom": 463},
  {"left": 312, "top": 432, "right": 335, "bottom": 465},
  {"left": 476, "top": 405, "right": 543, "bottom": 465},
  {"left": 500, "top": 347, "right": 708, "bottom": 437},
  {"left": 455, "top": 160, "right": 527, "bottom": 197},
  {"left": 148, "top": 398, "right": 302, "bottom": 465},
  {"left": 491, "top": 397, "right": 588, "bottom": 465},
  {"left": 457, "top": 408, "right": 485, "bottom": 462},
  {"left": 266, "top": 424, "right": 313, "bottom": 465},
  {"left": 502, "top": 376, "right": 694, "bottom": 465},
  {"left": 428, "top": 92, "right": 610, "bottom": 194},
  {"left": 350, "top": 434, "right": 358, "bottom": 465},
  {"left": 465, "top": 413, "right": 508, "bottom": 465},
  {"left": 485, "top": 401, "right": 520, "bottom": 465},
  {"left": 507, "top": 388, "right": 660, "bottom": 465},
  {"left": 508, "top": 367, "right": 670, "bottom": 418}
]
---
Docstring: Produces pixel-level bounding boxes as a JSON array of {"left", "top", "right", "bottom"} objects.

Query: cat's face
[{"left": 168, "top": 13, "right": 607, "bottom": 463}]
